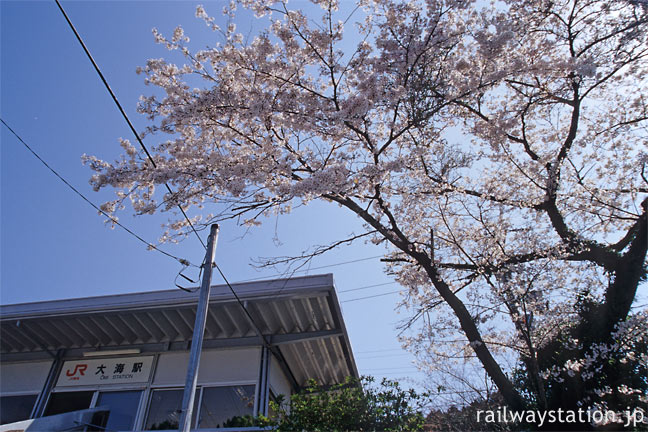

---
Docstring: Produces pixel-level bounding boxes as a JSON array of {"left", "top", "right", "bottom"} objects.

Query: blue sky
[{"left": 1, "top": 1, "right": 425, "bottom": 388}]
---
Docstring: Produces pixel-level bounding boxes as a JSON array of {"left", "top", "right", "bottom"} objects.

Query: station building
[{"left": 0, "top": 274, "right": 357, "bottom": 430}]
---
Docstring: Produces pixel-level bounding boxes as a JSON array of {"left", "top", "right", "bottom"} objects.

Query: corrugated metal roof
[{"left": 0, "top": 274, "right": 358, "bottom": 387}]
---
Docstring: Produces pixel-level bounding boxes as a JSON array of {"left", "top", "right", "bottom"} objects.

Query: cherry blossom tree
[{"left": 86, "top": 0, "right": 648, "bottom": 418}]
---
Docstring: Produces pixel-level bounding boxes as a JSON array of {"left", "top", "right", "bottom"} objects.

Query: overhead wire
[
  {"left": 52, "top": 1, "right": 269, "bottom": 341},
  {"left": 7, "top": 84, "right": 414, "bottom": 368},
  {"left": 355, "top": 347, "right": 407, "bottom": 354},
  {"left": 54, "top": 0, "right": 206, "bottom": 250},
  {"left": 15, "top": 0, "right": 428, "bottom": 375},
  {"left": 52, "top": 2, "right": 408, "bottom": 367},
  {"left": 338, "top": 281, "right": 396, "bottom": 293},
  {"left": 356, "top": 353, "right": 413, "bottom": 359},
  {"left": 341, "top": 289, "right": 401, "bottom": 303},
  {"left": 361, "top": 367, "right": 420, "bottom": 372},
  {"left": 174, "top": 262, "right": 204, "bottom": 293},
  {"left": 232, "top": 253, "right": 387, "bottom": 311},
  {"left": 212, "top": 263, "right": 272, "bottom": 347},
  {"left": 299, "top": 255, "right": 384, "bottom": 272},
  {"left": 234, "top": 255, "right": 385, "bottom": 283},
  {"left": 232, "top": 255, "right": 387, "bottom": 312},
  {"left": 0, "top": 118, "right": 196, "bottom": 268}
]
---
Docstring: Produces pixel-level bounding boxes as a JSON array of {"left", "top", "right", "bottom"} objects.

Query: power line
[
  {"left": 234, "top": 255, "right": 385, "bottom": 283},
  {"left": 302, "top": 255, "right": 384, "bottom": 271},
  {"left": 338, "top": 281, "right": 396, "bottom": 293},
  {"left": 54, "top": 0, "right": 206, "bottom": 250},
  {"left": 355, "top": 347, "right": 407, "bottom": 354},
  {"left": 361, "top": 366, "right": 420, "bottom": 372},
  {"left": 52, "top": 1, "right": 400, "bottom": 362},
  {"left": 52, "top": 2, "right": 291, "bottom": 353},
  {"left": 356, "top": 353, "right": 413, "bottom": 360},
  {"left": 231, "top": 255, "right": 387, "bottom": 309},
  {"left": 1, "top": 118, "right": 195, "bottom": 268},
  {"left": 210, "top": 256, "right": 390, "bottom": 311},
  {"left": 6, "top": 101, "right": 414, "bottom": 361},
  {"left": 341, "top": 289, "right": 401, "bottom": 303}
]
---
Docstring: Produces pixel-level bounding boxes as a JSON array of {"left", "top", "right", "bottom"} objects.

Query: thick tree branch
[
  {"left": 600, "top": 198, "right": 648, "bottom": 333},
  {"left": 325, "top": 193, "right": 526, "bottom": 410}
]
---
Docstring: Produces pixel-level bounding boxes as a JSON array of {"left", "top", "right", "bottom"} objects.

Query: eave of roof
[
  {"left": 0, "top": 273, "right": 358, "bottom": 387},
  {"left": 0, "top": 273, "right": 335, "bottom": 319}
]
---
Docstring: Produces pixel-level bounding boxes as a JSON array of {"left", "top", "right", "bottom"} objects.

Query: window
[
  {"left": 196, "top": 385, "right": 255, "bottom": 429},
  {"left": 145, "top": 386, "right": 255, "bottom": 430},
  {"left": 96, "top": 390, "right": 142, "bottom": 431},
  {"left": 144, "top": 389, "right": 198, "bottom": 430},
  {"left": 44, "top": 391, "right": 94, "bottom": 416},
  {"left": 0, "top": 394, "right": 37, "bottom": 424}
]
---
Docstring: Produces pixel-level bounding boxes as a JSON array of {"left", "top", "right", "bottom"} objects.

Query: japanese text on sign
[{"left": 57, "top": 356, "right": 153, "bottom": 387}]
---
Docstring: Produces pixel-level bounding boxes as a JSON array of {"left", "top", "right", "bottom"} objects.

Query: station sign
[{"left": 57, "top": 356, "right": 154, "bottom": 387}]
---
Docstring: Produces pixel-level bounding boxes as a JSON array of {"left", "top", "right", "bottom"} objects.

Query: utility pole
[{"left": 179, "top": 224, "right": 219, "bottom": 432}]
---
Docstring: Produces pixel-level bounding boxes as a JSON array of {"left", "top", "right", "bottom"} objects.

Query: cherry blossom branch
[{"left": 253, "top": 230, "right": 379, "bottom": 269}]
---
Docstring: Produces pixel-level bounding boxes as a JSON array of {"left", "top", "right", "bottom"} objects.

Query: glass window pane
[
  {"left": 0, "top": 394, "right": 37, "bottom": 424},
  {"left": 197, "top": 385, "right": 255, "bottom": 429},
  {"left": 96, "top": 390, "right": 142, "bottom": 431},
  {"left": 144, "top": 389, "right": 197, "bottom": 431},
  {"left": 44, "top": 391, "right": 94, "bottom": 416}
]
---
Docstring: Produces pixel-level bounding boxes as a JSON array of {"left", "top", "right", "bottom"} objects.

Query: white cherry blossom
[{"left": 87, "top": 0, "right": 647, "bottom": 414}]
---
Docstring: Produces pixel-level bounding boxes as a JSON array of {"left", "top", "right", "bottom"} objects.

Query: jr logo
[{"left": 65, "top": 364, "right": 88, "bottom": 377}]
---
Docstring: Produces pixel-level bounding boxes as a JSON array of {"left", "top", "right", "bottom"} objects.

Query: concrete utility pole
[{"left": 179, "top": 224, "right": 219, "bottom": 432}]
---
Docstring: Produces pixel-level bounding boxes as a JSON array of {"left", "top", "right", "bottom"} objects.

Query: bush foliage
[{"left": 264, "top": 376, "right": 427, "bottom": 432}]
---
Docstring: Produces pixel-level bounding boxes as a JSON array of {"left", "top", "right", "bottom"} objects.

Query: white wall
[
  {"left": 0, "top": 361, "right": 52, "bottom": 394},
  {"left": 153, "top": 347, "right": 260, "bottom": 386},
  {"left": 268, "top": 356, "right": 292, "bottom": 399}
]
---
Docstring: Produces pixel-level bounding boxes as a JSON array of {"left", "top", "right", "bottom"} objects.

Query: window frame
[
  {"left": 195, "top": 383, "right": 257, "bottom": 429},
  {"left": 143, "top": 381, "right": 257, "bottom": 430},
  {"left": 95, "top": 389, "right": 145, "bottom": 431},
  {"left": 142, "top": 387, "right": 194, "bottom": 431}
]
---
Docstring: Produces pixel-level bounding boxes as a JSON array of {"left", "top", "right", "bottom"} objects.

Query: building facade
[{"left": 0, "top": 274, "right": 357, "bottom": 430}]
